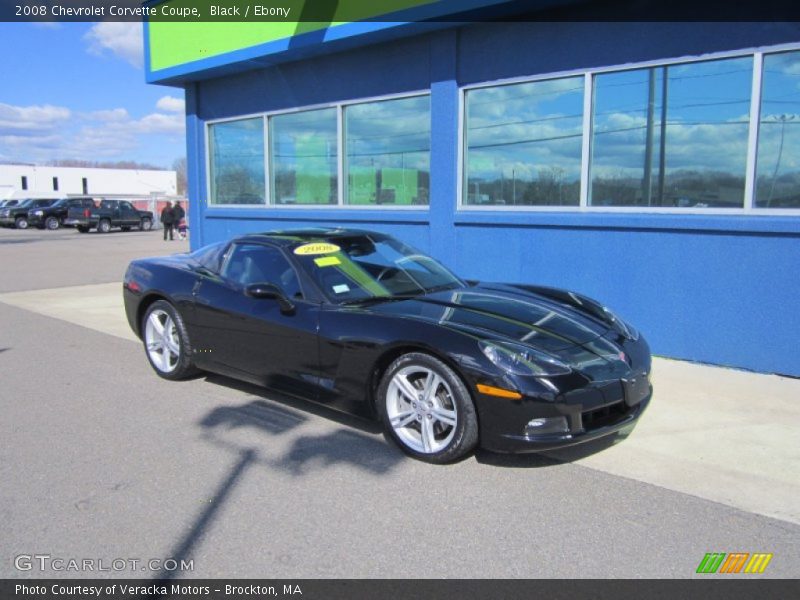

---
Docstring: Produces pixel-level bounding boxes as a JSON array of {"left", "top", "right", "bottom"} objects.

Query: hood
[{"left": 366, "top": 284, "right": 613, "bottom": 353}]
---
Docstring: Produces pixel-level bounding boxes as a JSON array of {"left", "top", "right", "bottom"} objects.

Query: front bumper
[
  {"left": 474, "top": 336, "right": 653, "bottom": 453},
  {"left": 27, "top": 214, "right": 44, "bottom": 226},
  {"left": 482, "top": 391, "right": 651, "bottom": 453}
]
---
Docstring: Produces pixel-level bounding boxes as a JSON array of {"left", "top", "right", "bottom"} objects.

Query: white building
[{"left": 0, "top": 165, "right": 177, "bottom": 200}]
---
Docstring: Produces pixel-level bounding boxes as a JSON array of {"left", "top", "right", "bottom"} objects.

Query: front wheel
[
  {"left": 140, "top": 218, "right": 152, "bottom": 231},
  {"left": 142, "top": 300, "right": 198, "bottom": 380},
  {"left": 45, "top": 216, "right": 60, "bottom": 230},
  {"left": 97, "top": 218, "right": 111, "bottom": 233},
  {"left": 377, "top": 352, "right": 478, "bottom": 464}
]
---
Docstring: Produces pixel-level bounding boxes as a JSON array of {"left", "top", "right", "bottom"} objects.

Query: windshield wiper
[
  {"left": 340, "top": 294, "right": 418, "bottom": 306},
  {"left": 422, "top": 283, "right": 462, "bottom": 295}
]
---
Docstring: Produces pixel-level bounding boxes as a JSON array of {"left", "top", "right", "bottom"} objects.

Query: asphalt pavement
[{"left": 1, "top": 226, "right": 798, "bottom": 579}]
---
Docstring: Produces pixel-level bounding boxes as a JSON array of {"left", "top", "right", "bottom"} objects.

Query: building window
[
  {"left": 270, "top": 108, "right": 337, "bottom": 205},
  {"left": 589, "top": 57, "right": 753, "bottom": 208},
  {"left": 344, "top": 95, "right": 431, "bottom": 205},
  {"left": 464, "top": 77, "right": 584, "bottom": 206},
  {"left": 82, "top": 177, "right": 88, "bottom": 195},
  {"left": 208, "top": 117, "right": 266, "bottom": 205},
  {"left": 756, "top": 50, "right": 800, "bottom": 208},
  {"left": 52, "top": 177, "right": 59, "bottom": 192},
  {"left": 21, "top": 176, "right": 27, "bottom": 190}
]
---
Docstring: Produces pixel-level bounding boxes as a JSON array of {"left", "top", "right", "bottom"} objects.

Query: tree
[{"left": 173, "top": 157, "right": 187, "bottom": 195}]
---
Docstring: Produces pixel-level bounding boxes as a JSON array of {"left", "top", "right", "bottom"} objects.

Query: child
[{"left": 177, "top": 218, "right": 188, "bottom": 241}]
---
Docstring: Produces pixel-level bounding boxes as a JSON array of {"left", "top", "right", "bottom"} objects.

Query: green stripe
[
  {"left": 330, "top": 253, "right": 389, "bottom": 296},
  {"left": 697, "top": 553, "right": 726, "bottom": 574}
]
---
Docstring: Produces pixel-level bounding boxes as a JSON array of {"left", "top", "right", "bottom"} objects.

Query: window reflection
[
  {"left": 464, "top": 77, "right": 584, "bottom": 206},
  {"left": 756, "top": 51, "right": 800, "bottom": 208},
  {"left": 590, "top": 57, "right": 753, "bottom": 208},
  {"left": 271, "top": 108, "right": 337, "bottom": 205},
  {"left": 345, "top": 96, "right": 430, "bottom": 205},
  {"left": 209, "top": 118, "right": 265, "bottom": 205}
]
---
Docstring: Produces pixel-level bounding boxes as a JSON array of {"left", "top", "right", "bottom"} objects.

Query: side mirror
[{"left": 245, "top": 282, "right": 295, "bottom": 314}]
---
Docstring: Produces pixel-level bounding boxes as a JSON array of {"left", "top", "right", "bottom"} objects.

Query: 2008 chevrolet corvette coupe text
[{"left": 123, "top": 229, "right": 652, "bottom": 463}]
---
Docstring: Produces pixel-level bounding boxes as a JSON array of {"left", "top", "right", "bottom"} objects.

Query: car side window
[
  {"left": 121, "top": 201, "right": 134, "bottom": 210},
  {"left": 221, "top": 244, "right": 302, "bottom": 298}
]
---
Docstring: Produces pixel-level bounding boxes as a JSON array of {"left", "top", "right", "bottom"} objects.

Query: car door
[
  {"left": 192, "top": 242, "right": 321, "bottom": 399},
  {"left": 118, "top": 201, "right": 139, "bottom": 226}
]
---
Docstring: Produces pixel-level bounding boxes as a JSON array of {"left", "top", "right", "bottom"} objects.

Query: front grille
[{"left": 581, "top": 401, "right": 631, "bottom": 431}]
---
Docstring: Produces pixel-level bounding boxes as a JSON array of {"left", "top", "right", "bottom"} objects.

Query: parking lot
[{"left": 1, "top": 225, "right": 798, "bottom": 578}]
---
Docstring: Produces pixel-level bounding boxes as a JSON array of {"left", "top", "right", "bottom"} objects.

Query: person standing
[
  {"left": 161, "top": 201, "right": 175, "bottom": 241},
  {"left": 173, "top": 200, "right": 186, "bottom": 240}
]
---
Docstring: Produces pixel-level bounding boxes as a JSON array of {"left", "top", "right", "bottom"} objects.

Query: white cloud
[
  {"left": 0, "top": 100, "right": 184, "bottom": 166},
  {"left": 83, "top": 22, "right": 143, "bottom": 69},
  {"left": 135, "top": 113, "right": 185, "bottom": 135},
  {"left": 156, "top": 96, "right": 185, "bottom": 113},
  {"left": 0, "top": 103, "right": 71, "bottom": 135},
  {"left": 89, "top": 108, "right": 130, "bottom": 122}
]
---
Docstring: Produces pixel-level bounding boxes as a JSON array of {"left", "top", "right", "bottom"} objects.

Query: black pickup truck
[
  {"left": 28, "top": 197, "right": 96, "bottom": 230},
  {"left": 0, "top": 198, "right": 57, "bottom": 229},
  {"left": 66, "top": 199, "right": 154, "bottom": 233}
]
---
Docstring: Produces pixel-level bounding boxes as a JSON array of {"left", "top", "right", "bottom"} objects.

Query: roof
[{"left": 236, "top": 228, "right": 388, "bottom": 247}]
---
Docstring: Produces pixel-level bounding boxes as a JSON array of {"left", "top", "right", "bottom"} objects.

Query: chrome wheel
[
  {"left": 144, "top": 309, "right": 181, "bottom": 373},
  {"left": 386, "top": 365, "right": 458, "bottom": 454},
  {"left": 45, "top": 216, "right": 59, "bottom": 230}
]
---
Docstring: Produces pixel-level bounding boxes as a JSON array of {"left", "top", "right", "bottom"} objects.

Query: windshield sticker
[
  {"left": 332, "top": 284, "right": 350, "bottom": 294},
  {"left": 294, "top": 242, "right": 341, "bottom": 256},
  {"left": 314, "top": 256, "right": 341, "bottom": 267}
]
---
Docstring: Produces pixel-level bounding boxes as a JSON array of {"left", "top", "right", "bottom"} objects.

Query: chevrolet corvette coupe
[{"left": 123, "top": 229, "right": 652, "bottom": 463}]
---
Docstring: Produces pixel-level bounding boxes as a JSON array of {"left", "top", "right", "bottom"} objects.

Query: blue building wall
[{"left": 186, "top": 21, "right": 800, "bottom": 376}]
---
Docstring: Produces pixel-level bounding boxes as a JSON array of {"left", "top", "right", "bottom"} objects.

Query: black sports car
[{"left": 123, "top": 229, "right": 652, "bottom": 463}]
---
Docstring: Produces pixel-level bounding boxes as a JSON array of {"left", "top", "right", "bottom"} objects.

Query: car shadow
[
  {"left": 474, "top": 433, "right": 627, "bottom": 468},
  {"left": 201, "top": 372, "right": 383, "bottom": 435}
]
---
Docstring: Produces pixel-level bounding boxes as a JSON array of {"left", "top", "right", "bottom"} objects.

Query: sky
[{"left": 0, "top": 22, "right": 185, "bottom": 169}]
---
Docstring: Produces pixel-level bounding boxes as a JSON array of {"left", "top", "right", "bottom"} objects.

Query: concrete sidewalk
[{"left": 2, "top": 282, "right": 799, "bottom": 525}]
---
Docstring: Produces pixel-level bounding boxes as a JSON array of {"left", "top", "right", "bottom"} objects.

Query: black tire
[
  {"left": 76, "top": 226, "right": 89, "bottom": 233},
  {"left": 140, "top": 218, "right": 152, "bottom": 231},
  {"left": 97, "top": 219, "right": 111, "bottom": 233},
  {"left": 14, "top": 216, "right": 28, "bottom": 230},
  {"left": 141, "top": 300, "right": 199, "bottom": 380},
  {"left": 45, "top": 216, "right": 60, "bottom": 230},
  {"left": 121, "top": 226, "right": 131, "bottom": 232},
  {"left": 377, "top": 352, "right": 478, "bottom": 464}
]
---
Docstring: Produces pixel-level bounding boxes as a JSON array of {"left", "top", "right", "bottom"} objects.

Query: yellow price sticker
[
  {"left": 314, "top": 256, "right": 341, "bottom": 267},
  {"left": 293, "top": 242, "right": 341, "bottom": 256}
]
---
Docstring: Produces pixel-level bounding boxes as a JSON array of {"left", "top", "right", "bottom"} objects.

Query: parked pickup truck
[
  {"left": 66, "top": 199, "right": 154, "bottom": 233},
  {"left": 0, "top": 198, "right": 57, "bottom": 229},
  {"left": 28, "top": 197, "right": 96, "bottom": 230}
]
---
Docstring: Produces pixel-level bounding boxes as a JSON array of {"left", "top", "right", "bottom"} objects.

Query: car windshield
[
  {"left": 16, "top": 199, "right": 34, "bottom": 208},
  {"left": 291, "top": 234, "right": 464, "bottom": 304}
]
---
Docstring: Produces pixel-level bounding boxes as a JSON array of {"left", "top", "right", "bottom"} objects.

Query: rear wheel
[
  {"left": 140, "top": 218, "right": 152, "bottom": 231},
  {"left": 14, "top": 216, "right": 28, "bottom": 229},
  {"left": 45, "top": 216, "right": 60, "bottom": 230},
  {"left": 377, "top": 352, "right": 478, "bottom": 464},
  {"left": 142, "top": 300, "right": 199, "bottom": 380},
  {"left": 97, "top": 219, "right": 111, "bottom": 233}
]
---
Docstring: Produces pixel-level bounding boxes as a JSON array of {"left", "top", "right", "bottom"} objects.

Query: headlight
[
  {"left": 602, "top": 307, "right": 639, "bottom": 341},
  {"left": 34, "top": 210, "right": 43, "bottom": 216},
  {"left": 480, "top": 341, "right": 572, "bottom": 377}
]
